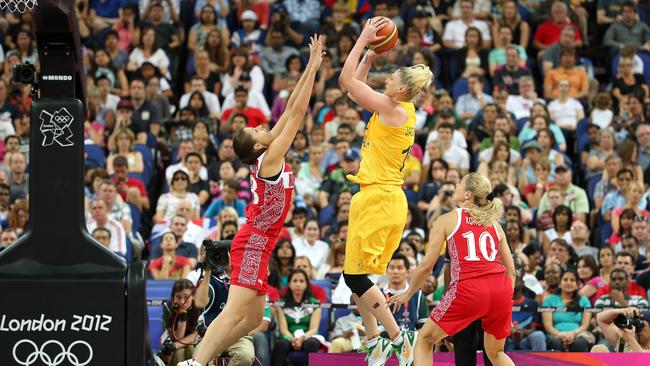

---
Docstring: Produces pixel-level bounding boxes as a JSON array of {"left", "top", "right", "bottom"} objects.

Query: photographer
[
  {"left": 159, "top": 279, "right": 201, "bottom": 366},
  {"left": 597, "top": 307, "right": 650, "bottom": 352},
  {"left": 187, "top": 241, "right": 257, "bottom": 366},
  {"left": 426, "top": 181, "right": 457, "bottom": 222}
]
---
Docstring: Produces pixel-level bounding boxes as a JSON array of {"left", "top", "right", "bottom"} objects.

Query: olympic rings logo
[
  {"left": 53, "top": 115, "right": 70, "bottom": 123},
  {"left": 12, "top": 339, "right": 93, "bottom": 366}
]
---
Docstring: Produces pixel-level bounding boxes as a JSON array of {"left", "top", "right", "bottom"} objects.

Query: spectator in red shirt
[
  {"left": 533, "top": 1, "right": 582, "bottom": 56},
  {"left": 594, "top": 252, "right": 647, "bottom": 300},
  {"left": 112, "top": 155, "right": 149, "bottom": 211},
  {"left": 149, "top": 231, "right": 192, "bottom": 280},
  {"left": 221, "top": 85, "right": 268, "bottom": 129}
]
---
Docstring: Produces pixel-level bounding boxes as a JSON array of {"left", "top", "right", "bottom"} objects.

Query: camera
[
  {"left": 614, "top": 314, "right": 645, "bottom": 334},
  {"left": 158, "top": 337, "right": 176, "bottom": 363},
  {"left": 12, "top": 62, "right": 36, "bottom": 85},
  {"left": 201, "top": 239, "right": 231, "bottom": 272},
  {"left": 443, "top": 190, "right": 453, "bottom": 198}
]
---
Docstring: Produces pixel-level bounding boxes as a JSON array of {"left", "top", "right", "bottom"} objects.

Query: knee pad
[{"left": 343, "top": 273, "right": 374, "bottom": 297}]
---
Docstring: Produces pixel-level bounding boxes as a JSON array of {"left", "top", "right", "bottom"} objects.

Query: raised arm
[
  {"left": 338, "top": 18, "right": 395, "bottom": 114},
  {"left": 264, "top": 36, "right": 323, "bottom": 167}
]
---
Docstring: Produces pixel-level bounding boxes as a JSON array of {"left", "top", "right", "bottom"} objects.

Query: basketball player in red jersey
[
  {"left": 178, "top": 36, "right": 324, "bottom": 366},
  {"left": 388, "top": 173, "right": 516, "bottom": 366}
]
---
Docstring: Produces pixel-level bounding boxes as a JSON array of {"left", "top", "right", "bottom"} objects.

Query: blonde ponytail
[
  {"left": 464, "top": 172, "right": 504, "bottom": 227},
  {"left": 399, "top": 64, "right": 434, "bottom": 102}
]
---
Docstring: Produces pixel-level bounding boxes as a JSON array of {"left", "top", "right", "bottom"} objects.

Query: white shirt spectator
[
  {"left": 590, "top": 108, "right": 613, "bottom": 130},
  {"left": 221, "top": 90, "right": 271, "bottom": 119},
  {"left": 443, "top": 144, "right": 470, "bottom": 171},
  {"left": 179, "top": 90, "right": 221, "bottom": 117},
  {"left": 506, "top": 95, "right": 546, "bottom": 120},
  {"left": 128, "top": 48, "right": 170, "bottom": 78},
  {"left": 165, "top": 164, "right": 208, "bottom": 186},
  {"left": 156, "top": 192, "right": 201, "bottom": 222},
  {"left": 426, "top": 130, "right": 468, "bottom": 149},
  {"left": 442, "top": 19, "right": 491, "bottom": 48},
  {"left": 221, "top": 65, "right": 265, "bottom": 97},
  {"left": 548, "top": 98, "right": 584, "bottom": 130},
  {"left": 451, "top": 0, "right": 492, "bottom": 18},
  {"left": 86, "top": 217, "right": 127, "bottom": 255},
  {"left": 292, "top": 237, "right": 330, "bottom": 272},
  {"left": 479, "top": 148, "right": 521, "bottom": 164},
  {"left": 103, "top": 93, "right": 121, "bottom": 112},
  {"left": 0, "top": 112, "right": 15, "bottom": 140}
]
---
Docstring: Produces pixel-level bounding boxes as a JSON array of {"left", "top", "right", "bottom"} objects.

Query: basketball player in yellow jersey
[{"left": 338, "top": 17, "right": 433, "bottom": 366}]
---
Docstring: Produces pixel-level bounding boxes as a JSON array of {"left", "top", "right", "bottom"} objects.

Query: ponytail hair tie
[{"left": 486, "top": 191, "right": 495, "bottom": 201}]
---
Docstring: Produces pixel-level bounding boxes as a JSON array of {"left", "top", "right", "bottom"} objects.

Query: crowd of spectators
[{"left": 1, "top": 0, "right": 650, "bottom": 364}]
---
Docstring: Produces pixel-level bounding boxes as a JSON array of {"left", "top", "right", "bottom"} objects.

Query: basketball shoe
[
  {"left": 392, "top": 329, "right": 417, "bottom": 366},
  {"left": 365, "top": 336, "right": 393, "bottom": 366}
]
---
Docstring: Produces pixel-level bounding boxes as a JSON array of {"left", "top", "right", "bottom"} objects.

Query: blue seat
[
  {"left": 135, "top": 143, "right": 153, "bottom": 187},
  {"left": 147, "top": 286, "right": 172, "bottom": 300},
  {"left": 517, "top": 118, "right": 529, "bottom": 134},
  {"left": 576, "top": 118, "right": 589, "bottom": 138},
  {"left": 148, "top": 305, "right": 164, "bottom": 352},
  {"left": 312, "top": 279, "right": 332, "bottom": 301},
  {"left": 129, "top": 203, "right": 141, "bottom": 235},
  {"left": 451, "top": 78, "right": 492, "bottom": 102},
  {"left": 587, "top": 174, "right": 602, "bottom": 210},
  {"left": 148, "top": 280, "right": 177, "bottom": 288},
  {"left": 600, "top": 222, "right": 613, "bottom": 246},
  {"left": 85, "top": 144, "right": 106, "bottom": 168}
]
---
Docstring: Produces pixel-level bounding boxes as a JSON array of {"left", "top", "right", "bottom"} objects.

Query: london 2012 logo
[
  {"left": 39, "top": 108, "right": 74, "bottom": 147},
  {"left": 12, "top": 339, "right": 93, "bottom": 366}
]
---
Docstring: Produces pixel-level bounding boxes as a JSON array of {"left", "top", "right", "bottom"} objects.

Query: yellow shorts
[{"left": 343, "top": 184, "right": 408, "bottom": 275}]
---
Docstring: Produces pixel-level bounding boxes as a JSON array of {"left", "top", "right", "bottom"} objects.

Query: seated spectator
[
  {"left": 179, "top": 77, "right": 221, "bottom": 120},
  {"left": 507, "top": 272, "right": 546, "bottom": 351},
  {"left": 156, "top": 170, "right": 201, "bottom": 223},
  {"left": 417, "top": 158, "right": 448, "bottom": 213},
  {"left": 603, "top": 2, "right": 650, "bottom": 55},
  {"left": 201, "top": 29, "right": 229, "bottom": 75},
  {"left": 620, "top": 235, "right": 648, "bottom": 272},
  {"left": 491, "top": 0, "right": 530, "bottom": 49},
  {"left": 188, "top": 5, "right": 219, "bottom": 53},
  {"left": 610, "top": 182, "right": 649, "bottom": 238},
  {"left": 619, "top": 139, "right": 644, "bottom": 186},
  {"left": 436, "top": 123, "right": 470, "bottom": 176},
  {"left": 96, "top": 179, "right": 133, "bottom": 234},
  {"left": 542, "top": 270, "right": 593, "bottom": 352},
  {"left": 585, "top": 129, "right": 616, "bottom": 182},
  {"left": 112, "top": 155, "right": 149, "bottom": 213},
  {"left": 86, "top": 199, "right": 127, "bottom": 257},
  {"left": 581, "top": 124, "right": 603, "bottom": 168},
  {"left": 522, "top": 157, "right": 551, "bottom": 209},
  {"left": 533, "top": 1, "right": 583, "bottom": 56},
  {"left": 222, "top": 72, "right": 271, "bottom": 120},
  {"left": 543, "top": 47, "right": 588, "bottom": 100},
  {"left": 492, "top": 46, "right": 531, "bottom": 94},
  {"left": 538, "top": 165, "right": 588, "bottom": 223},
  {"left": 329, "top": 296, "right": 365, "bottom": 353},
  {"left": 292, "top": 219, "right": 329, "bottom": 272},
  {"left": 612, "top": 56, "right": 650, "bottom": 106},
  {"left": 576, "top": 255, "right": 606, "bottom": 304},
  {"left": 597, "top": 307, "right": 650, "bottom": 352},
  {"left": 203, "top": 178, "right": 246, "bottom": 219},
  {"left": 209, "top": 160, "right": 251, "bottom": 204},
  {"left": 128, "top": 27, "right": 170, "bottom": 78},
  {"left": 160, "top": 279, "right": 200, "bottom": 365},
  {"left": 149, "top": 232, "right": 192, "bottom": 280},
  {"left": 91, "top": 227, "right": 126, "bottom": 260},
  {"left": 221, "top": 48, "right": 265, "bottom": 99},
  {"left": 272, "top": 269, "right": 323, "bottom": 366},
  {"left": 454, "top": 27, "right": 489, "bottom": 79},
  {"left": 570, "top": 220, "right": 598, "bottom": 260},
  {"left": 316, "top": 240, "right": 345, "bottom": 283},
  {"left": 544, "top": 238, "right": 577, "bottom": 274},
  {"left": 506, "top": 76, "right": 545, "bottom": 120},
  {"left": 151, "top": 215, "right": 200, "bottom": 266},
  {"left": 601, "top": 168, "right": 636, "bottom": 219},
  {"left": 184, "top": 153, "right": 209, "bottom": 209},
  {"left": 260, "top": 28, "right": 300, "bottom": 76},
  {"left": 548, "top": 79, "right": 585, "bottom": 132},
  {"left": 230, "top": 10, "right": 265, "bottom": 53},
  {"left": 380, "top": 253, "right": 428, "bottom": 334},
  {"left": 442, "top": 0, "right": 492, "bottom": 50},
  {"left": 595, "top": 251, "right": 647, "bottom": 298},
  {"left": 7, "top": 152, "right": 27, "bottom": 204},
  {"left": 456, "top": 74, "right": 494, "bottom": 123},
  {"left": 595, "top": 267, "right": 649, "bottom": 308},
  {"left": 269, "top": 238, "right": 296, "bottom": 289},
  {"left": 536, "top": 128, "right": 566, "bottom": 172}
]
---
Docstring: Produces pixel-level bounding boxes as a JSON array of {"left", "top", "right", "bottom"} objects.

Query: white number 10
[{"left": 461, "top": 231, "right": 498, "bottom": 262}]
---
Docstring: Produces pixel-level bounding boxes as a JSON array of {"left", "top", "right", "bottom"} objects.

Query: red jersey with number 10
[
  {"left": 446, "top": 208, "right": 506, "bottom": 284},
  {"left": 245, "top": 152, "right": 294, "bottom": 237}
]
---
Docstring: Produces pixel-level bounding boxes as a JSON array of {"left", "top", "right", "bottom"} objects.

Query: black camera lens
[{"left": 19, "top": 68, "right": 34, "bottom": 83}]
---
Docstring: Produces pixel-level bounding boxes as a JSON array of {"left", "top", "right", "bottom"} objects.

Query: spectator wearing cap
[
  {"left": 128, "top": 78, "right": 163, "bottom": 144},
  {"left": 543, "top": 47, "right": 588, "bottom": 101},
  {"left": 442, "top": 0, "right": 492, "bottom": 49},
  {"left": 319, "top": 150, "right": 361, "bottom": 208},
  {"left": 221, "top": 85, "right": 268, "bottom": 129},
  {"left": 231, "top": 9, "right": 266, "bottom": 53},
  {"left": 179, "top": 76, "right": 221, "bottom": 118},
  {"left": 538, "top": 164, "right": 589, "bottom": 223},
  {"left": 492, "top": 46, "right": 531, "bottom": 94},
  {"left": 260, "top": 28, "right": 300, "bottom": 76},
  {"left": 111, "top": 155, "right": 149, "bottom": 212},
  {"left": 221, "top": 72, "right": 271, "bottom": 119},
  {"left": 532, "top": 1, "right": 583, "bottom": 56},
  {"left": 456, "top": 74, "right": 494, "bottom": 122}
]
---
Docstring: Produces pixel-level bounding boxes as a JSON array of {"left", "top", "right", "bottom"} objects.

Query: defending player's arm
[
  {"left": 495, "top": 224, "right": 516, "bottom": 288},
  {"left": 265, "top": 37, "right": 322, "bottom": 165},
  {"left": 338, "top": 18, "right": 395, "bottom": 115},
  {"left": 269, "top": 35, "right": 321, "bottom": 140},
  {"left": 388, "top": 213, "right": 453, "bottom": 312}
]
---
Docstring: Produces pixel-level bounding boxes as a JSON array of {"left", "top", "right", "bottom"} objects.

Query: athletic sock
[
  {"left": 392, "top": 332, "right": 404, "bottom": 347},
  {"left": 367, "top": 336, "right": 379, "bottom": 348}
]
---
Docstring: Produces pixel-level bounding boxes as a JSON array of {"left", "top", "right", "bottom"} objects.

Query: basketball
[{"left": 368, "top": 17, "right": 398, "bottom": 53}]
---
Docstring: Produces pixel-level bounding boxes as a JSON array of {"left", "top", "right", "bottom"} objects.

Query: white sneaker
[
  {"left": 365, "top": 337, "right": 393, "bottom": 366},
  {"left": 176, "top": 360, "right": 203, "bottom": 366},
  {"left": 393, "top": 330, "right": 417, "bottom": 366}
]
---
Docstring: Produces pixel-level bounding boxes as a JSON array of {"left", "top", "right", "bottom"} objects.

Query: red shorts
[
  {"left": 430, "top": 274, "right": 513, "bottom": 339},
  {"left": 229, "top": 225, "right": 278, "bottom": 296}
]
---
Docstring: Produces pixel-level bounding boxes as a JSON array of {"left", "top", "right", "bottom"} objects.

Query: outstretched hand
[
  {"left": 308, "top": 34, "right": 326, "bottom": 69},
  {"left": 386, "top": 292, "right": 411, "bottom": 313},
  {"left": 360, "top": 17, "right": 389, "bottom": 45}
]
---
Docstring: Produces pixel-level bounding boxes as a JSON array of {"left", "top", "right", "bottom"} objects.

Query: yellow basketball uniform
[{"left": 344, "top": 101, "right": 416, "bottom": 275}]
